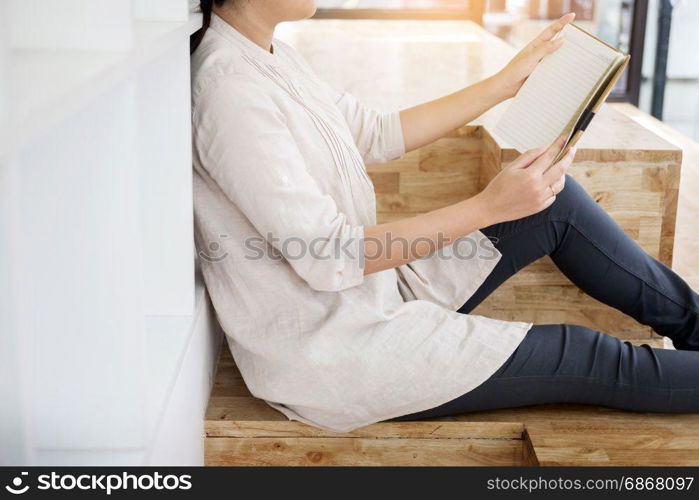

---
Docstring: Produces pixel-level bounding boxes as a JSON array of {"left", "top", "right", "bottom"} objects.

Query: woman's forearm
[
  {"left": 363, "top": 192, "right": 495, "bottom": 275},
  {"left": 368, "top": 75, "right": 511, "bottom": 275},
  {"left": 362, "top": 138, "right": 576, "bottom": 276},
  {"left": 398, "top": 74, "right": 510, "bottom": 153}
]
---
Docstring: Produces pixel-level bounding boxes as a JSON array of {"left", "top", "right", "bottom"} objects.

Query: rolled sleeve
[
  {"left": 334, "top": 92, "right": 406, "bottom": 166},
  {"left": 307, "top": 223, "right": 365, "bottom": 292},
  {"left": 194, "top": 75, "right": 365, "bottom": 292}
]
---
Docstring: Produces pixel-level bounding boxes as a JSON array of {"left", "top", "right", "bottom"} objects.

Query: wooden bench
[{"left": 205, "top": 344, "right": 699, "bottom": 466}]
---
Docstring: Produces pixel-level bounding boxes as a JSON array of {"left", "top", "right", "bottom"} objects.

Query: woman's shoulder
[{"left": 190, "top": 29, "right": 263, "bottom": 105}]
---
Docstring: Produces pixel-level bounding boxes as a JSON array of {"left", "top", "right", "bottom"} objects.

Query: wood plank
[
  {"left": 367, "top": 171, "right": 399, "bottom": 194},
  {"left": 602, "top": 450, "right": 699, "bottom": 466},
  {"left": 206, "top": 350, "right": 699, "bottom": 466},
  {"left": 205, "top": 437, "right": 523, "bottom": 466},
  {"left": 532, "top": 447, "right": 699, "bottom": 467},
  {"left": 471, "top": 286, "right": 654, "bottom": 339},
  {"left": 613, "top": 103, "right": 699, "bottom": 288},
  {"left": 521, "top": 429, "right": 540, "bottom": 466},
  {"left": 537, "top": 433, "right": 699, "bottom": 450},
  {"left": 205, "top": 419, "right": 523, "bottom": 439},
  {"left": 418, "top": 137, "right": 482, "bottom": 173},
  {"left": 451, "top": 406, "right": 699, "bottom": 429},
  {"left": 526, "top": 419, "right": 699, "bottom": 466},
  {"left": 368, "top": 149, "right": 421, "bottom": 173}
]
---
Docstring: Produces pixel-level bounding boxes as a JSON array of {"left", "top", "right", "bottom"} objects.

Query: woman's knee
[
  {"left": 545, "top": 174, "right": 600, "bottom": 222},
  {"left": 528, "top": 323, "right": 606, "bottom": 350},
  {"left": 499, "top": 323, "right": 611, "bottom": 378},
  {"left": 549, "top": 175, "right": 587, "bottom": 211}
]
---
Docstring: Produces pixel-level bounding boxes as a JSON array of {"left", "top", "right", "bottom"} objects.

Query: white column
[
  {"left": 132, "top": 0, "right": 190, "bottom": 22},
  {"left": 17, "top": 79, "right": 148, "bottom": 456},
  {"left": 0, "top": 0, "right": 32, "bottom": 465},
  {"left": 137, "top": 40, "right": 195, "bottom": 317},
  {"left": 9, "top": 0, "right": 133, "bottom": 51},
  {"left": 3, "top": 2, "right": 209, "bottom": 465}
]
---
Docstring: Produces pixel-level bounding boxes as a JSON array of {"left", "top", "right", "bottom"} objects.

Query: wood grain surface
[{"left": 205, "top": 345, "right": 699, "bottom": 466}]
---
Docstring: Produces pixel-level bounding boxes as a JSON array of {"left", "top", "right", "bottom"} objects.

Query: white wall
[{"left": 0, "top": 0, "right": 219, "bottom": 465}]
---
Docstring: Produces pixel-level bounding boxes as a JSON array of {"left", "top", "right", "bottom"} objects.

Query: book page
[{"left": 494, "top": 24, "right": 621, "bottom": 153}]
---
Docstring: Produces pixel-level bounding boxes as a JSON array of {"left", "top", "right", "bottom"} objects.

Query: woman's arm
[
  {"left": 364, "top": 14, "right": 578, "bottom": 275},
  {"left": 399, "top": 13, "right": 576, "bottom": 152},
  {"left": 363, "top": 138, "right": 575, "bottom": 275},
  {"left": 398, "top": 75, "right": 509, "bottom": 153}
]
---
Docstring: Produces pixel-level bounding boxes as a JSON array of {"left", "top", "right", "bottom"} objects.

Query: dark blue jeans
[{"left": 397, "top": 175, "right": 699, "bottom": 420}]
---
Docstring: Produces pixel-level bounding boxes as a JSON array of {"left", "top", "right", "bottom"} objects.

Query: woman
[{"left": 191, "top": 0, "right": 699, "bottom": 433}]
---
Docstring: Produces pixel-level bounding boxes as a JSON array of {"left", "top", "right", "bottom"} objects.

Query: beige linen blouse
[{"left": 191, "top": 13, "right": 531, "bottom": 433}]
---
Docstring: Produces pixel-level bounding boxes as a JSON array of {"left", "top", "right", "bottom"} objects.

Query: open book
[{"left": 494, "top": 24, "right": 630, "bottom": 162}]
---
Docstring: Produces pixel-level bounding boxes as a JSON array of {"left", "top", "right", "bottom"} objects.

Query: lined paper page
[{"left": 494, "top": 25, "right": 620, "bottom": 153}]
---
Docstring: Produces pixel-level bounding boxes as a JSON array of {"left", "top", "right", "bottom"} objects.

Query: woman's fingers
[
  {"left": 550, "top": 174, "right": 566, "bottom": 195},
  {"left": 509, "top": 146, "right": 547, "bottom": 169},
  {"left": 529, "top": 136, "right": 566, "bottom": 174},
  {"left": 540, "top": 163, "right": 565, "bottom": 196},
  {"left": 509, "top": 139, "right": 576, "bottom": 214},
  {"left": 542, "top": 146, "right": 576, "bottom": 192},
  {"left": 546, "top": 161, "right": 569, "bottom": 193},
  {"left": 536, "top": 38, "right": 564, "bottom": 59},
  {"left": 541, "top": 192, "right": 558, "bottom": 209},
  {"left": 531, "top": 13, "right": 576, "bottom": 47}
]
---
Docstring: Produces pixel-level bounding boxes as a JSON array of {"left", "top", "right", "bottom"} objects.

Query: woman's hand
[
  {"left": 494, "top": 13, "right": 576, "bottom": 99},
  {"left": 477, "top": 137, "right": 577, "bottom": 225},
  {"left": 399, "top": 14, "right": 574, "bottom": 153}
]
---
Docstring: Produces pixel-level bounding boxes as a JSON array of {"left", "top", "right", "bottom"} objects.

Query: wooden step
[
  {"left": 205, "top": 349, "right": 527, "bottom": 466},
  {"left": 205, "top": 344, "right": 699, "bottom": 466},
  {"left": 612, "top": 102, "right": 699, "bottom": 290}
]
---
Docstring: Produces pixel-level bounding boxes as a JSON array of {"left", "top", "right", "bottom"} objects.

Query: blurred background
[{"left": 314, "top": 0, "right": 699, "bottom": 140}]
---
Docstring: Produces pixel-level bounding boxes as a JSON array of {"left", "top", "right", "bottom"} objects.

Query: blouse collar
[{"left": 210, "top": 12, "right": 277, "bottom": 64}]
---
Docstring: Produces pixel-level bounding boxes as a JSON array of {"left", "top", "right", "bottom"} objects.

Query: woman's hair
[{"left": 190, "top": 0, "right": 227, "bottom": 54}]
